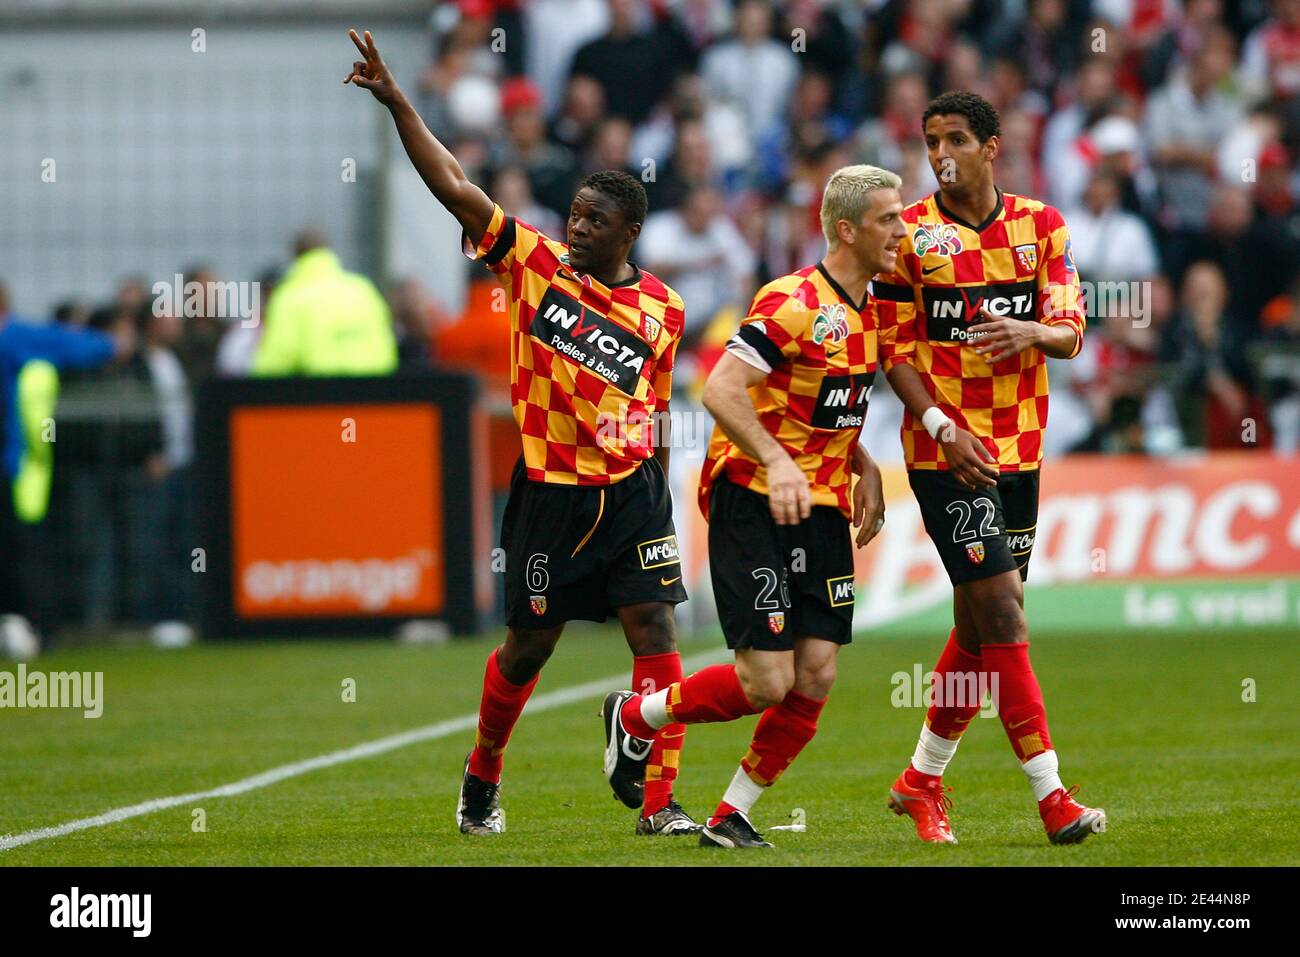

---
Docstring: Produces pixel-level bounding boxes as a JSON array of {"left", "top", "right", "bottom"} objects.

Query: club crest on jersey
[
  {"left": 641, "top": 313, "right": 661, "bottom": 342},
  {"left": 1015, "top": 244, "right": 1038, "bottom": 272},
  {"left": 913, "top": 222, "right": 963, "bottom": 258},
  {"left": 768, "top": 611, "right": 786, "bottom": 634},
  {"left": 1063, "top": 238, "right": 1076, "bottom": 272},
  {"left": 966, "top": 542, "right": 986, "bottom": 565},
  {"left": 530, "top": 595, "right": 547, "bottom": 616},
  {"left": 812, "top": 302, "right": 849, "bottom": 346}
]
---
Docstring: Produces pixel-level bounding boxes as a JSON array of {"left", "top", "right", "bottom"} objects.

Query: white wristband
[{"left": 921, "top": 406, "right": 954, "bottom": 441}]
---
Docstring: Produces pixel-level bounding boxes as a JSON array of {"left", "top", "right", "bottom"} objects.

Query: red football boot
[
  {"left": 888, "top": 771, "right": 958, "bottom": 844},
  {"left": 1040, "top": 785, "right": 1107, "bottom": 844}
]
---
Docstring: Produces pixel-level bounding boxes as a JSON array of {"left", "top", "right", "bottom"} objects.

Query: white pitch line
[{"left": 0, "top": 647, "right": 726, "bottom": 853}]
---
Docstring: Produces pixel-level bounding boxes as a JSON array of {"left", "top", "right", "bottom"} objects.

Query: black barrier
[{"left": 196, "top": 372, "right": 491, "bottom": 638}]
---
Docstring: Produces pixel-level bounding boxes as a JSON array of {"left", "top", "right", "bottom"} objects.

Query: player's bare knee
[
  {"left": 794, "top": 659, "right": 836, "bottom": 700},
  {"left": 620, "top": 602, "right": 677, "bottom": 656},
  {"left": 975, "top": 592, "right": 1026, "bottom": 644},
  {"left": 737, "top": 660, "right": 795, "bottom": 711},
  {"left": 501, "top": 629, "right": 559, "bottom": 681},
  {"left": 747, "top": 678, "right": 791, "bottom": 711}
]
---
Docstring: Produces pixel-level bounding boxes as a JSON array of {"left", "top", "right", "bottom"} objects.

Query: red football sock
[
  {"left": 620, "top": 694, "right": 658, "bottom": 740},
  {"left": 633, "top": 651, "right": 686, "bottom": 817},
  {"left": 740, "top": 689, "right": 826, "bottom": 786},
  {"left": 709, "top": 801, "right": 740, "bottom": 826},
  {"left": 982, "top": 642, "right": 1053, "bottom": 761},
  {"left": 665, "top": 664, "right": 760, "bottom": 724},
  {"left": 927, "top": 627, "right": 984, "bottom": 739},
  {"left": 904, "top": 629, "right": 986, "bottom": 790},
  {"left": 467, "top": 648, "right": 538, "bottom": 784}
]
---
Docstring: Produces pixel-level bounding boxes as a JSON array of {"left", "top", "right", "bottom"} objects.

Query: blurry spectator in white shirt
[
  {"left": 701, "top": 0, "right": 798, "bottom": 140},
  {"left": 1042, "top": 59, "right": 1121, "bottom": 192},
  {"left": 638, "top": 186, "right": 755, "bottom": 355},
  {"left": 1066, "top": 170, "right": 1161, "bottom": 283},
  {"left": 1143, "top": 26, "right": 1243, "bottom": 230},
  {"left": 1050, "top": 113, "right": 1145, "bottom": 216}
]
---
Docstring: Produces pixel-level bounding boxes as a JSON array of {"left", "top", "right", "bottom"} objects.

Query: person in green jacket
[{"left": 252, "top": 229, "right": 397, "bottom": 376}]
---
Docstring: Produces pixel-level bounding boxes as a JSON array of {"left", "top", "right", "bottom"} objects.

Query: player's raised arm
[
  {"left": 344, "top": 29, "right": 494, "bottom": 242},
  {"left": 701, "top": 352, "right": 810, "bottom": 526}
]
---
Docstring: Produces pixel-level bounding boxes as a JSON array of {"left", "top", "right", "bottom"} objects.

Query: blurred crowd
[
  {"left": 415, "top": 0, "right": 1300, "bottom": 453},
  {"left": 4, "top": 0, "right": 1300, "bottom": 648}
]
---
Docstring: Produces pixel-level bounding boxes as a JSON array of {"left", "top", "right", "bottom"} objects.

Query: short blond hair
[{"left": 820, "top": 164, "right": 902, "bottom": 248}]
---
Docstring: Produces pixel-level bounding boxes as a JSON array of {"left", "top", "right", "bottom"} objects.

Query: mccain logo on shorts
[
  {"left": 826, "top": 575, "right": 855, "bottom": 607},
  {"left": 811, "top": 371, "right": 875, "bottom": 430},
  {"left": 529, "top": 287, "right": 654, "bottom": 394},
  {"left": 1007, "top": 529, "right": 1036, "bottom": 554},
  {"left": 638, "top": 534, "right": 680, "bottom": 570}
]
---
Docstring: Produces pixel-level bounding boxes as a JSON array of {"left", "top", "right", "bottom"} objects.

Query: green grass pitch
[{"left": 1, "top": 625, "right": 1296, "bottom": 866}]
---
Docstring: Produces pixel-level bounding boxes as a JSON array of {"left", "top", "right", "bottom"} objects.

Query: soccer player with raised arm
[
  {"left": 873, "top": 92, "right": 1106, "bottom": 845},
  {"left": 603, "top": 166, "right": 899, "bottom": 848},
  {"left": 346, "top": 30, "right": 699, "bottom": 836}
]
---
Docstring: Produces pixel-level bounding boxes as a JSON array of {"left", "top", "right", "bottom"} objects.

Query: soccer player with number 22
[{"left": 873, "top": 92, "right": 1106, "bottom": 845}]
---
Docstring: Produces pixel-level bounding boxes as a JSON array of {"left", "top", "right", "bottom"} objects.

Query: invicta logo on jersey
[
  {"left": 923, "top": 281, "right": 1038, "bottom": 342},
  {"left": 530, "top": 288, "right": 654, "bottom": 394},
  {"left": 638, "top": 535, "right": 681, "bottom": 570},
  {"left": 811, "top": 372, "right": 875, "bottom": 430},
  {"left": 826, "top": 575, "right": 856, "bottom": 607}
]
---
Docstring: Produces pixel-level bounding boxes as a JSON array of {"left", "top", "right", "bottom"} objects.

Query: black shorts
[
  {"left": 501, "top": 456, "right": 687, "bottom": 629},
  {"left": 708, "top": 476, "right": 855, "bottom": 651},
  {"left": 908, "top": 468, "right": 1040, "bottom": 586}
]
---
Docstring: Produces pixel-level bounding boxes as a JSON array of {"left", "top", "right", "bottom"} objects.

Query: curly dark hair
[
  {"left": 922, "top": 91, "right": 1001, "bottom": 144},
  {"left": 579, "top": 170, "right": 648, "bottom": 227}
]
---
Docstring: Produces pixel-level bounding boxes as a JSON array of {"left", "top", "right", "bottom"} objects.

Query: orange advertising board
[
  {"left": 230, "top": 403, "right": 444, "bottom": 618},
  {"left": 846, "top": 452, "right": 1300, "bottom": 593},
  {"left": 674, "top": 451, "right": 1300, "bottom": 630}
]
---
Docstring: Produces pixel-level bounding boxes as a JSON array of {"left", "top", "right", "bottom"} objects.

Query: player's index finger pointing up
[{"left": 349, "top": 29, "right": 368, "bottom": 58}]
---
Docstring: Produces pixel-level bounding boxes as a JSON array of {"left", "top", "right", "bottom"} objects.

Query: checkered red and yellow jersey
[
  {"left": 465, "top": 203, "right": 685, "bottom": 486},
  {"left": 698, "top": 263, "right": 878, "bottom": 520},
  {"left": 873, "top": 189, "right": 1085, "bottom": 472}
]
